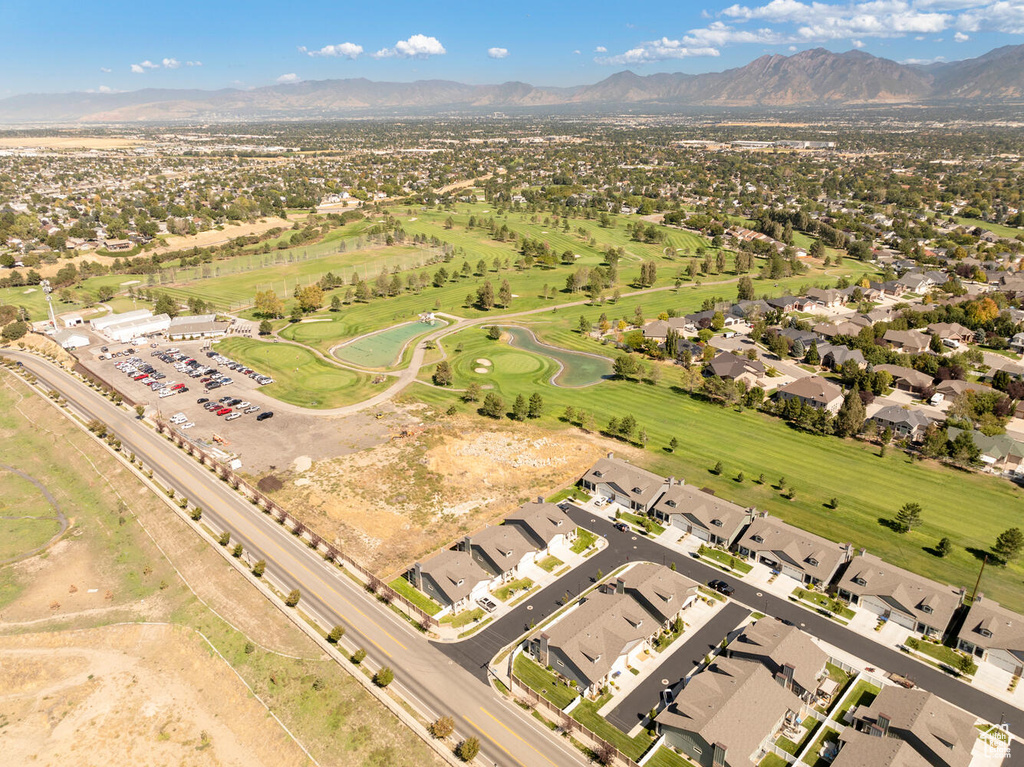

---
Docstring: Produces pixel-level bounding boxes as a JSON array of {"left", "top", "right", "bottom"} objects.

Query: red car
[
  {"left": 171, "top": 383, "right": 185, "bottom": 390},
  {"left": 133, "top": 373, "right": 147, "bottom": 380},
  {"left": 216, "top": 407, "right": 232, "bottom": 416}
]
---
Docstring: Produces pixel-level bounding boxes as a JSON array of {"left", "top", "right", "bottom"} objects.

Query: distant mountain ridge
[{"left": 4, "top": 45, "right": 1024, "bottom": 123}]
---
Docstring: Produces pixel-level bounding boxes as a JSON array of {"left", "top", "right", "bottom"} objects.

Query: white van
[{"left": 170, "top": 413, "right": 187, "bottom": 424}]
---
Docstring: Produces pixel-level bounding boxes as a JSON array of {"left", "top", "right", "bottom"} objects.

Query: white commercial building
[{"left": 90, "top": 309, "right": 153, "bottom": 332}]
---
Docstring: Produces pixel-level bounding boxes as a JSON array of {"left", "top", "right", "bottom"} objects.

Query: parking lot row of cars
[
  {"left": 204, "top": 351, "right": 274, "bottom": 387},
  {"left": 114, "top": 356, "right": 190, "bottom": 399}
]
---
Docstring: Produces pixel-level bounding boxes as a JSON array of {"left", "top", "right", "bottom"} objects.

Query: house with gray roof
[
  {"left": 841, "top": 687, "right": 977, "bottom": 767},
  {"left": 927, "top": 322, "right": 974, "bottom": 345},
  {"left": 530, "top": 564, "right": 697, "bottom": 697},
  {"left": 814, "top": 321, "right": 865, "bottom": 340},
  {"left": 869, "top": 406, "right": 933, "bottom": 443},
  {"left": 774, "top": 376, "right": 844, "bottom": 414},
  {"left": 805, "top": 287, "right": 845, "bottom": 308},
  {"left": 656, "top": 657, "right": 808, "bottom": 767},
  {"left": 736, "top": 515, "right": 852, "bottom": 586},
  {"left": 580, "top": 453, "right": 665, "bottom": 513},
  {"left": 945, "top": 427, "right": 1024, "bottom": 474},
  {"left": 410, "top": 548, "right": 492, "bottom": 614},
  {"left": 642, "top": 317, "right": 688, "bottom": 343},
  {"left": 957, "top": 595, "right": 1024, "bottom": 674},
  {"left": 464, "top": 524, "right": 538, "bottom": 581},
  {"left": 837, "top": 552, "right": 961, "bottom": 638},
  {"left": 818, "top": 343, "right": 866, "bottom": 371},
  {"left": 725, "top": 621, "right": 827, "bottom": 702},
  {"left": 503, "top": 500, "right": 577, "bottom": 552},
  {"left": 651, "top": 480, "right": 753, "bottom": 547}
]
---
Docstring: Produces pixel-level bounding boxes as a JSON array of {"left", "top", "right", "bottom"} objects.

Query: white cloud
[
  {"left": 100, "top": 66, "right": 111, "bottom": 73},
  {"left": 598, "top": 37, "right": 721, "bottom": 64},
  {"left": 98, "top": 85, "right": 114, "bottom": 93},
  {"left": 788, "top": 44, "right": 798, "bottom": 50},
  {"left": 276, "top": 73, "right": 301, "bottom": 83},
  {"left": 573, "top": 49, "right": 581, "bottom": 54},
  {"left": 595, "top": 45, "right": 608, "bottom": 53},
  {"left": 954, "top": 30, "right": 970, "bottom": 39},
  {"left": 130, "top": 64, "right": 145, "bottom": 74},
  {"left": 373, "top": 34, "right": 446, "bottom": 59},
  {"left": 852, "top": 39, "right": 866, "bottom": 47},
  {"left": 301, "top": 42, "right": 364, "bottom": 59},
  {"left": 162, "top": 57, "right": 181, "bottom": 69},
  {"left": 139, "top": 60, "right": 159, "bottom": 69},
  {"left": 901, "top": 55, "right": 946, "bottom": 63},
  {"left": 488, "top": 47, "right": 509, "bottom": 58},
  {"left": 186, "top": 60, "right": 202, "bottom": 66}
]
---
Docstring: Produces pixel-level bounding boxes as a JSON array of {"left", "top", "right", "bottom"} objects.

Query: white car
[
  {"left": 170, "top": 413, "right": 187, "bottom": 424},
  {"left": 244, "top": 405, "right": 260, "bottom": 414},
  {"left": 158, "top": 389, "right": 176, "bottom": 398},
  {"left": 237, "top": 401, "right": 251, "bottom": 409},
  {"left": 181, "top": 422, "right": 195, "bottom": 429},
  {"left": 225, "top": 412, "right": 241, "bottom": 421},
  {"left": 477, "top": 596, "right": 498, "bottom": 613}
]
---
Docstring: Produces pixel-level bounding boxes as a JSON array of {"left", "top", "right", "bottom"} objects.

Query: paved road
[
  {"left": 13, "top": 352, "right": 1024, "bottom": 760},
  {"left": 3, "top": 351, "right": 588, "bottom": 767},
  {"left": 605, "top": 602, "right": 750, "bottom": 732}
]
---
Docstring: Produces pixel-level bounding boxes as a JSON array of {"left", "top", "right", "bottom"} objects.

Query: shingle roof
[
  {"left": 651, "top": 484, "right": 751, "bottom": 541},
  {"left": 657, "top": 657, "right": 802, "bottom": 764},
  {"left": 832, "top": 730, "right": 930, "bottom": 767},
  {"left": 870, "top": 406, "right": 932, "bottom": 431},
  {"left": 739, "top": 516, "right": 850, "bottom": 581},
  {"left": 582, "top": 456, "right": 664, "bottom": 508},
  {"left": 839, "top": 553, "right": 960, "bottom": 632},
  {"left": 775, "top": 376, "right": 844, "bottom": 407},
  {"left": 855, "top": 687, "right": 977, "bottom": 767},
  {"left": 617, "top": 562, "right": 699, "bottom": 624},
  {"left": 470, "top": 525, "right": 538, "bottom": 574},
  {"left": 730, "top": 621, "right": 827, "bottom": 694},
  {"left": 958, "top": 598, "right": 1024, "bottom": 654},
  {"left": 874, "top": 365, "right": 935, "bottom": 391},
  {"left": 707, "top": 351, "right": 764, "bottom": 380},
  {"left": 417, "top": 548, "right": 489, "bottom": 605},
  {"left": 504, "top": 502, "right": 575, "bottom": 548}
]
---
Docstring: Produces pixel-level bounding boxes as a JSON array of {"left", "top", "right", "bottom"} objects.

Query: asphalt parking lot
[{"left": 75, "top": 337, "right": 392, "bottom": 472}]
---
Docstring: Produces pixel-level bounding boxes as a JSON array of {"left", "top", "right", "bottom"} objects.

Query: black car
[
  {"left": 708, "top": 579, "right": 735, "bottom": 597},
  {"left": 228, "top": 398, "right": 242, "bottom": 406},
  {"left": 256, "top": 411, "right": 274, "bottom": 421},
  {"left": 197, "top": 397, "right": 209, "bottom": 404},
  {"left": 614, "top": 522, "right": 630, "bottom": 532}
]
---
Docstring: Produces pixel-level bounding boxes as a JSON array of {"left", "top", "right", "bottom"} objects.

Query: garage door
[
  {"left": 988, "top": 649, "right": 1022, "bottom": 674},
  {"left": 889, "top": 611, "right": 916, "bottom": 630},
  {"left": 860, "top": 596, "right": 887, "bottom": 618},
  {"left": 671, "top": 516, "right": 688, "bottom": 531}
]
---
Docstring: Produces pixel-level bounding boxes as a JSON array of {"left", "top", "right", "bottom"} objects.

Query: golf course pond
[
  {"left": 503, "top": 326, "right": 614, "bottom": 387},
  {"left": 333, "top": 319, "right": 447, "bottom": 368}
]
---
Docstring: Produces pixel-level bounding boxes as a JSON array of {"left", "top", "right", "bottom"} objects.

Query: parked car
[
  {"left": 216, "top": 407, "right": 232, "bottom": 416},
  {"left": 708, "top": 579, "right": 735, "bottom": 597},
  {"left": 614, "top": 522, "right": 630, "bottom": 532},
  {"left": 478, "top": 596, "right": 498, "bottom": 613},
  {"left": 244, "top": 405, "right": 260, "bottom": 414},
  {"left": 196, "top": 397, "right": 209, "bottom": 404},
  {"left": 181, "top": 422, "right": 195, "bottom": 429},
  {"left": 225, "top": 413, "right": 241, "bottom": 421},
  {"left": 256, "top": 411, "right": 274, "bottom": 421}
]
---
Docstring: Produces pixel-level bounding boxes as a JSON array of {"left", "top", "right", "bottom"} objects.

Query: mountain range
[{"left": 5, "top": 45, "right": 1024, "bottom": 124}]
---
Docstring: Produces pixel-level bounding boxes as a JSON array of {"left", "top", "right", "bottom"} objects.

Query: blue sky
[{"left": 3, "top": 0, "right": 1024, "bottom": 95}]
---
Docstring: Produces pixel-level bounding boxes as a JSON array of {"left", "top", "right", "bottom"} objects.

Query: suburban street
[{"left": 7, "top": 349, "right": 1024, "bottom": 766}]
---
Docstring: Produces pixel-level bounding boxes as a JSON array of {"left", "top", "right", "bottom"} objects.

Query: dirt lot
[
  {"left": 0, "top": 370, "right": 443, "bottom": 767},
  {"left": 0, "top": 623, "right": 308, "bottom": 767},
  {"left": 0, "top": 136, "right": 148, "bottom": 149},
  {"left": 75, "top": 338, "right": 393, "bottom": 472},
  {"left": 153, "top": 216, "right": 295, "bottom": 256},
  {"left": 268, "top": 414, "right": 642, "bottom": 575}
]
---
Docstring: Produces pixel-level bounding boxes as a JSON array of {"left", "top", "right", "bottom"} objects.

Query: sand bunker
[
  {"left": 475, "top": 358, "right": 492, "bottom": 366},
  {"left": 474, "top": 367, "right": 489, "bottom": 374}
]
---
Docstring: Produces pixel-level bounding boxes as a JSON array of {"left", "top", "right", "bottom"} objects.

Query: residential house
[
  {"left": 934, "top": 379, "right": 991, "bottom": 399},
  {"left": 766, "top": 296, "right": 801, "bottom": 313},
  {"left": 1010, "top": 332, "right": 1024, "bottom": 355},
  {"left": 814, "top": 321, "right": 864, "bottom": 340},
  {"left": 818, "top": 343, "right": 866, "bottom": 371},
  {"left": 945, "top": 427, "right": 1024, "bottom": 473},
  {"left": 725, "top": 621, "right": 828, "bottom": 702},
  {"left": 883, "top": 329, "right": 931, "bottom": 354},
  {"left": 656, "top": 657, "right": 807, "bottom": 767},
  {"left": 642, "top": 317, "right": 688, "bottom": 343},
  {"left": 705, "top": 351, "right": 765, "bottom": 387},
  {"left": 778, "top": 327, "right": 818, "bottom": 349},
  {"left": 730, "top": 299, "right": 771, "bottom": 322},
  {"left": 651, "top": 480, "right": 753, "bottom": 547},
  {"left": 503, "top": 501, "right": 577, "bottom": 553},
  {"left": 874, "top": 364, "right": 934, "bottom": 394},
  {"left": 837, "top": 552, "right": 961, "bottom": 637},
  {"left": 868, "top": 406, "right": 933, "bottom": 443},
  {"left": 957, "top": 595, "right": 1024, "bottom": 674},
  {"left": 927, "top": 322, "right": 975, "bottom": 345},
  {"left": 464, "top": 525, "right": 538, "bottom": 582},
  {"left": 871, "top": 280, "right": 907, "bottom": 298},
  {"left": 736, "top": 515, "right": 852, "bottom": 586},
  {"left": 774, "top": 376, "right": 844, "bottom": 414},
  {"left": 838, "top": 687, "right": 978, "bottom": 767},
  {"left": 804, "top": 287, "right": 845, "bottom": 308},
  {"left": 410, "top": 548, "right": 491, "bottom": 614},
  {"left": 580, "top": 454, "right": 665, "bottom": 513},
  {"left": 530, "top": 564, "right": 697, "bottom": 697},
  {"left": 896, "top": 272, "right": 931, "bottom": 293}
]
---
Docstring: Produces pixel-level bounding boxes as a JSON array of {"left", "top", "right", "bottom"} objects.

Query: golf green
[{"left": 504, "top": 326, "right": 613, "bottom": 387}]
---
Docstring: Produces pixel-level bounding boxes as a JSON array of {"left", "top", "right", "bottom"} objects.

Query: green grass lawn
[
  {"left": 643, "top": 747, "right": 692, "bottom": 767},
  {"left": 571, "top": 699, "right": 654, "bottom": 761},
  {"left": 441, "top": 607, "right": 485, "bottom": 628},
  {"left": 906, "top": 638, "right": 977, "bottom": 673},
  {"left": 387, "top": 576, "right": 442, "bottom": 616},
  {"left": 802, "top": 727, "right": 840, "bottom": 766},
  {"left": 494, "top": 577, "right": 534, "bottom": 601},
  {"left": 213, "top": 337, "right": 379, "bottom": 409},
  {"left": 620, "top": 511, "right": 666, "bottom": 535},
  {"left": 513, "top": 653, "right": 578, "bottom": 709},
  {"left": 409, "top": 325, "right": 1024, "bottom": 611},
  {"left": 537, "top": 555, "right": 564, "bottom": 572},
  {"left": 546, "top": 486, "right": 592, "bottom": 504},
  {"left": 571, "top": 528, "right": 598, "bottom": 554},
  {"left": 954, "top": 216, "right": 1024, "bottom": 240},
  {"left": 760, "top": 754, "right": 790, "bottom": 767},
  {"left": 698, "top": 545, "right": 753, "bottom": 574},
  {"left": 777, "top": 718, "right": 822, "bottom": 755},
  {"left": 835, "top": 680, "right": 880, "bottom": 725},
  {"left": 793, "top": 588, "right": 856, "bottom": 620}
]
